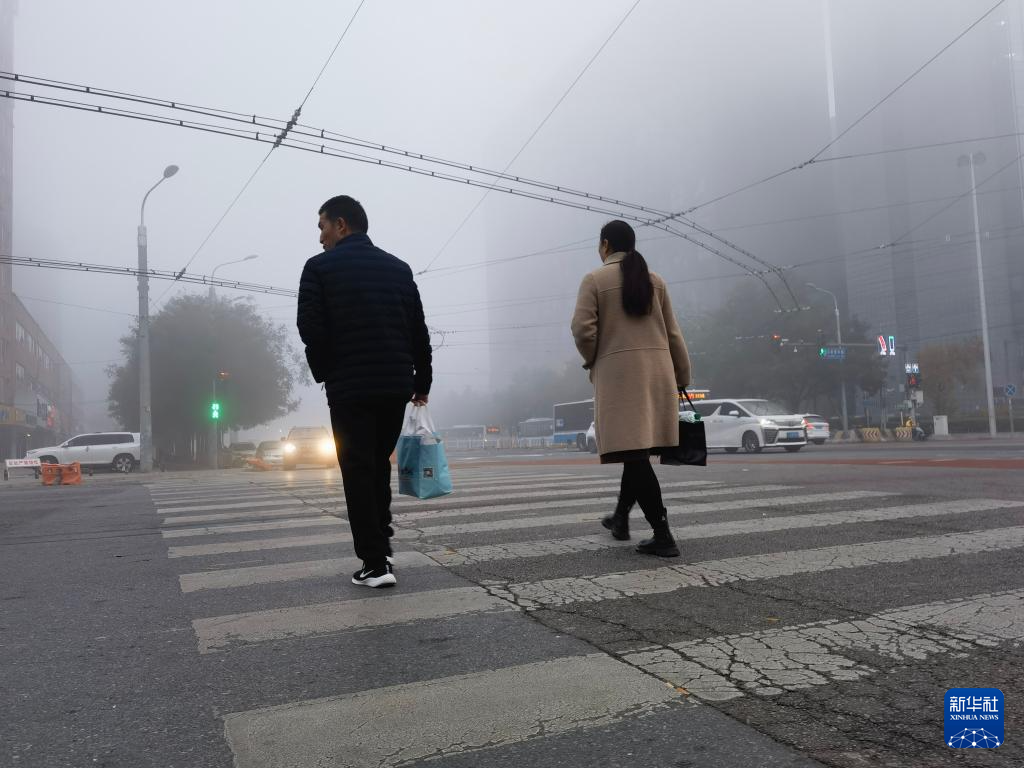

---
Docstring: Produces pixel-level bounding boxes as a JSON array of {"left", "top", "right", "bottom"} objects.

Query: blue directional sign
[
  {"left": 1006, "top": 384, "right": 1017, "bottom": 398},
  {"left": 819, "top": 345, "right": 846, "bottom": 361}
]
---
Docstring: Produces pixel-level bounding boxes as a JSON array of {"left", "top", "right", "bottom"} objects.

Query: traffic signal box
[
  {"left": 210, "top": 401, "right": 221, "bottom": 420},
  {"left": 906, "top": 372, "right": 921, "bottom": 390}
]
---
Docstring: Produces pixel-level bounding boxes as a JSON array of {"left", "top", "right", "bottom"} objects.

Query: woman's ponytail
[{"left": 620, "top": 248, "right": 654, "bottom": 316}]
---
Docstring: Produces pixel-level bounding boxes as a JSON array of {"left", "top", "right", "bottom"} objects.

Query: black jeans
[
  {"left": 615, "top": 459, "right": 666, "bottom": 525},
  {"left": 328, "top": 397, "right": 408, "bottom": 566}
]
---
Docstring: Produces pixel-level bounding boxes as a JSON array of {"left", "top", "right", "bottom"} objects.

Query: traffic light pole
[{"left": 209, "top": 377, "right": 218, "bottom": 470}]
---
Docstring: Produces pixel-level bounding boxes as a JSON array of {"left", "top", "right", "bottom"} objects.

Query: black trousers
[
  {"left": 328, "top": 397, "right": 408, "bottom": 566},
  {"left": 615, "top": 459, "right": 666, "bottom": 525}
]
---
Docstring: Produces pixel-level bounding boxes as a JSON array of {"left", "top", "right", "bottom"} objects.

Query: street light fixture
[
  {"left": 209, "top": 254, "right": 259, "bottom": 299},
  {"left": 807, "top": 282, "right": 849, "bottom": 433},
  {"left": 138, "top": 164, "right": 179, "bottom": 473},
  {"left": 957, "top": 152, "right": 998, "bottom": 437}
]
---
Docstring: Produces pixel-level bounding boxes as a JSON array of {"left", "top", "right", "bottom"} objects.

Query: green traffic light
[
  {"left": 819, "top": 347, "right": 827, "bottom": 357},
  {"left": 211, "top": 401, "right": 221, "bottom": 420}
]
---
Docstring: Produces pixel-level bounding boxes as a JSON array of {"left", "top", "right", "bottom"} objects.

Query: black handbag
[{"left": 660, "top": 389, "right": 708, "bottom": 467}]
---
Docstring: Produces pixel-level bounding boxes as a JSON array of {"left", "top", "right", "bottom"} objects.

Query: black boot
[
  {"left": 601, "top": 510, "right": 630, "bottom": 540},
  {"left": 636, "top": 512, "right": 680, "bottom": 557}
]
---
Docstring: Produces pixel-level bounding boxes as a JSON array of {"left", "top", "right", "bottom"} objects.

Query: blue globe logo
[{"left": 948, "top": 728, "right": 1001, "bottom": 749}]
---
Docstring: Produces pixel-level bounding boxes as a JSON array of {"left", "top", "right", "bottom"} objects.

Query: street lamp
[
  {"left": 209, "top": 254, "right": 259, "bottom": 300},
  {"left": 138, "top": 164, "right": 179, "bottom": 473},
  {"left": 957, "top": 152, "right": 998, "bottom": 437},
  {"left": 807, "top": 282, "right": 849, "bottom": 433}
]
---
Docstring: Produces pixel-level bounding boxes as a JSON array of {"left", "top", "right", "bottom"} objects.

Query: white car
[
  {"left": 26, "top": 432, "right": 141, "bottom": 472},
  {"left": 689, "top": 399, "right": 807, "bottom": 453},
  {"left": 799, "top": 414, "right": 830, "bottom": 445},
  {"left": 585, "top": 421, "right": 598, "bottom": 453},
  {"left": 253, "top": 440, "right": 286, "bottom": 468}
]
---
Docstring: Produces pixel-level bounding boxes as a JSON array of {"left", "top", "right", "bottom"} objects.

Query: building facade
[{"left": 0, "top": 0, "right": 79, "bottom": 459}]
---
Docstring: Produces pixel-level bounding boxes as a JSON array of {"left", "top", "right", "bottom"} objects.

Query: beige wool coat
[{"left": 571, "top": 253, "right": 691, "bottom": 459}]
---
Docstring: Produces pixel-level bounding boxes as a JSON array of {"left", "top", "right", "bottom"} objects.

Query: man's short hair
[{"left": 319, "top": 195, "right": 368, "bottom": 233}]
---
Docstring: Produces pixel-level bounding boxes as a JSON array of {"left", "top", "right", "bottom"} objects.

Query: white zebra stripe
[
  {"left": 407, "top": 491, "right": 888, "bottom": 538},
  {"left": 623, "top": 588, "right": 1024, "bottom": 701},
  {"left": 179, "top": 551, "right": 440, "bottom": 592},
  {"left": 188, "top": 522, "right": 1024, "bottom": 649},
  {"left": 429, "top": 497, "right": 1016, "bottom": 565},
  {"left": 492, "top": 520, "right": 1024, "bottom": 608},
  {"left": 221, "top": 654, "right": 679, "bottom": 768}
]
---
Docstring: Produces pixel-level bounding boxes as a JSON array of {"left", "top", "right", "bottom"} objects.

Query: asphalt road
[{"left": 2, "top": 438, "right": 1022, "bottom": 767}]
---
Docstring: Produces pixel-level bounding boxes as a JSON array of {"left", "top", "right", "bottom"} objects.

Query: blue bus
[{"left": 552, "top": 399, "right": 594, "bottom": 450}]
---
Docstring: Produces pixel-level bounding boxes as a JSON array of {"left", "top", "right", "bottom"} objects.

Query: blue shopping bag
[{"left": 397, "top": 406, "right": 453, "bottom": 499}]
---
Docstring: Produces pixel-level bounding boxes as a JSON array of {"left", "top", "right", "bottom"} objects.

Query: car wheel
[
  {"left": 724, "top": 447, "right": 739, "bottom": 454},
  {"left": 576, "top": 434, "right": 587, "bottom": 451},
  {"left": 813, "top": 439, "right": 826, "bottom": 446},
  {"left": 741, "top": 431, "right": 762, "bottom": 453},
  {"left": 784, "top": 445, "right": 803, "bottom": 453},
  {"left": 112, "top": 454, "right": 136, "bottom": 473},
  {"left": 39, "top": 455, "right": 59, "bottom": 465}
]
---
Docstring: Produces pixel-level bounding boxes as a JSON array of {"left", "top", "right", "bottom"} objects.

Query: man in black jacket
[{"left": 297, "top": 195, "right": 431, "bottom": 588}]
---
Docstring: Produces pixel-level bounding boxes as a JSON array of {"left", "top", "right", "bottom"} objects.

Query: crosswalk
[{"left": 147, "top": 465, "right": 1024, "bottom": 767}]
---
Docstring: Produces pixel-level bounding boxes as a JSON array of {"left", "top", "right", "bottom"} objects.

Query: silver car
[{"left": 799, "top": 414, "right": 831, "bottom": 445}]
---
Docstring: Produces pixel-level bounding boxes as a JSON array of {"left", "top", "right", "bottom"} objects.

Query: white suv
[
  {"left": 690, "top": 399, "right": 807, "bottom": 453},
  {"left": 26, "top": 432, "right": 141, "bottom": 472}
]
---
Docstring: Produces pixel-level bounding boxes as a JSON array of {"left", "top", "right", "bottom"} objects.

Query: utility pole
[
  {"left": 807, "top": 283, "right": 849, "bottom": 433},
  {"left": 138, "top": 165, "right": 179, "bottom": 472},
  {"left": 958, "top": 153, "right": 998, "bottom": 437}
]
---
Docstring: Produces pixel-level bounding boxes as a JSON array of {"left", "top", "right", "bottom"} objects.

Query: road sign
[
  {"left": 904, "top": 363, "right": 920, "bottom": 374},
  {"left": 877, "top": 335, "right": 888, "bottom": 356},
  {"left": 819, "top": 345, "right": 846, "bottom": 361},
  {"left": 1006, "top": 384, "right": 1018, "bottom": 398}
]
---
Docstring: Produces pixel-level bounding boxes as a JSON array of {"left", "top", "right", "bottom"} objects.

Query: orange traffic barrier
[
  {"left": 40, "top": 463, "right": 61, "bottom": 486},
  {"left": 59, "top": 462, "right": 82, "bottom": 485}
]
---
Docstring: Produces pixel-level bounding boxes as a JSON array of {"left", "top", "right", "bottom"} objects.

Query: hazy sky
[{"left": 11, "top": 0, "right": 1015, "bottom": 439}]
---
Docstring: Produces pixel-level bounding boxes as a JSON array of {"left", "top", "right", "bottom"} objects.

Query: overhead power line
[
  {"left": 1, "top": 254, "right": 298, "bottom": 297},
  {"left": 1, "top": 86, "right": 797, "bottom": 308},
  {"left": 419, "top": 0, "right": 641, "bottom": 275},
  {"left": 647, "top": 0, "right": 1009, "bottom": 221},
  {"left": 151, "top": 0, "right": 366, "bottom": 308},
  {"left": 2, "top": 58, "right": 798, "bottom": 304}
]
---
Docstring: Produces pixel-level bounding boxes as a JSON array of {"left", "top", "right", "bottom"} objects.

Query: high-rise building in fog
[
  {"left": 825, "top": 0, "right": 1024, "bottom": 416},
  {"left": 481, "top": 2, "right": 1023, "bottom": 423}
]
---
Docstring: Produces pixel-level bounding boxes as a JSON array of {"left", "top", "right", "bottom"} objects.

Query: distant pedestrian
[
  {"left": 570, "top": 220, "right": 691, "bottom": 557},
  {"left": 297, "top": 195, "right": 432, "bottom": 588}
]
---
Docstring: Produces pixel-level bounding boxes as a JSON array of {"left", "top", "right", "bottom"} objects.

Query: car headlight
[
  {"left": 284, "top": 443, "right": 296, "bottom": 454},
  {"left": 320, "top": 439, "right": 335, "bottom": 454},
  {"left": 759, "top": 419, "right": 776, "bottom": 427}
]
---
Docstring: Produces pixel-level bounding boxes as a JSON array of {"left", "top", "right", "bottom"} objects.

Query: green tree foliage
[
  {"left": 108, "top": 294, "right": 307, "bottom": 452},
  {"left": 918, "top": 337, "right": 984, "bottom": 416},
  {"left": 684, "top": 283, "right": 886, "bottom": 413}
]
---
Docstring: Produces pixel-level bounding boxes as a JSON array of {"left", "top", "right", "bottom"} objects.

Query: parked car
[
  {"left": 799, "top": 414, "right": 830, "bottom": 445},
  {"left": 282, "top": 426, "right": 336, "bottom": 470},
  {"left": 229, "top": 441, "right": 258, "bottom": 467},
  {"left": 254, "top": 440, "right": 286, "bottom": 468},
  {"left": 25, "top": 432, "right": 140, "bottom": 472},
  {"left": 688, "top": 399, "right": 807, "bottom": 453},
  {"left": 585, "top": 421, "right": 598, "bottom": 453}
]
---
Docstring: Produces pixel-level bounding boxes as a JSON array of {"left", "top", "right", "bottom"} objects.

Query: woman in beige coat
[{"left": 571, "top": 220, "right": 691, "bottom": 557}]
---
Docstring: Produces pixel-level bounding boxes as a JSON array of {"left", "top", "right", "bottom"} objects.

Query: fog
[{"left": 8, "top": 0, "right": 1024, "bottom": 443}]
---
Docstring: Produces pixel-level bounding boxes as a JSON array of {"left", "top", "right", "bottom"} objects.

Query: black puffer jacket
[{"left": 297, "top": 233, "right": 432, "bottom": 402}]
